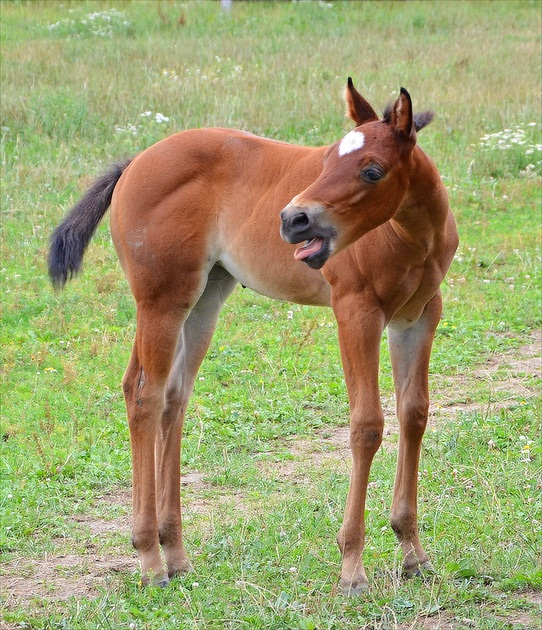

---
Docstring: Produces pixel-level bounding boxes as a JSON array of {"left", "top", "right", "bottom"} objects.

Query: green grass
[{"left": 1, "top": 1, "right": 541, "bottom": 628}]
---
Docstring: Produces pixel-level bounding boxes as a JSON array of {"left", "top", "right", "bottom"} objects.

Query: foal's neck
[{"left": 390, "top": 147, "right": 449, "bottom": 254}]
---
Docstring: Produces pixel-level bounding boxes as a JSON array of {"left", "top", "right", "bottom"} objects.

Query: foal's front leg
[
  {"left": 333, "top": 294, "right": 386, "bottom": 595},
  {"left": 388, "top": 294, "right": 442, "bottom": 578}
]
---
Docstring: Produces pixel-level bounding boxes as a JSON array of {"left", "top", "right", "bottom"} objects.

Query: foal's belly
[{"left": 218, "top": 248, "right": 331, "bottom": 307}]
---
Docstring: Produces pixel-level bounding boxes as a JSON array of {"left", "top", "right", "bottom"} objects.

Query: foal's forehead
[{"left": 336, "top": 122, "right": 392, "bottom": 159}]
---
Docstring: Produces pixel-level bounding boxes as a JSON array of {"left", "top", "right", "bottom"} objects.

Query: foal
[{"left": 49, "top": 79, "right": 458, "bottom": 594}]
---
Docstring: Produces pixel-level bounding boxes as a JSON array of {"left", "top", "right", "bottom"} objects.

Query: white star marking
[{"left": 338, "top": 130, "right": 365, "bottom": 157}]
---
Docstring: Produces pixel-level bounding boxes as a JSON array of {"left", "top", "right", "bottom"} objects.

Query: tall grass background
[{"left": 1, "top": 1, "right": 541, "bottom": 628}]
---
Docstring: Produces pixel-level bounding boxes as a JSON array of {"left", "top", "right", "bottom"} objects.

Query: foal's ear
[
  {"left": 345, "top": 77, "right": 379, "bottom": 126},
  {"left": 391, "top": 88, "right": 415, "bottom": 141}
]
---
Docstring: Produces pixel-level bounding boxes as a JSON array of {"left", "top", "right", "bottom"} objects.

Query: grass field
[{"left": 1, "top": 1, "right": 541, "bottom": 628}]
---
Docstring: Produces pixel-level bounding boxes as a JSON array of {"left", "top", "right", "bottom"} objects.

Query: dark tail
[{"left": 48, "top": 159, "right": 132, "bottom": 289}]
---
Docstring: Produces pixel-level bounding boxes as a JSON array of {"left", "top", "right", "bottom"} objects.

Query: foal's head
[{"left": 280, "top": 78, "right": 433, "bottom": 269}]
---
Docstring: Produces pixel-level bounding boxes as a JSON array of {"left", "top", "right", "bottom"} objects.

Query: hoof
[
  {"left": 168, "top": 561, "right": 193, "bottom": 579},
  {"left": 418, "top": 560, "right": 436, "bottom": 580},
  {"left": 141, "top": 571, "right": 170, "bottom": 588},
  {"left": 404, "top": 560, "right": 436, "bottom": 580},
  {"left": 339, "top": 578, "right": 370, "bottom": 597}
]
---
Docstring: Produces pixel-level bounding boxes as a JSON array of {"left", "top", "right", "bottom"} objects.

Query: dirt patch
[
  {"left": 181, "top": 471, "right": 207, "bottom": 488},
  {"left": 1, "top": 553, "right": 134, "bottom": 608},
  {"left": 287, "top": 425, "right": 351, "bottom": 463},
  {"left": 431, "top": 330, "right": 541, "bottom": 418},
  {"left": 395, "top": 590, "right": 542, "bottom": 629},
  {"left": 0, "top": 473, "right": 247, "bottom": 611},
  {"left": 397, "top": 609, "right": 461, "bottom": 629},
  {"left": 0, "top": 492, "right": 136, "bottom": 610}
]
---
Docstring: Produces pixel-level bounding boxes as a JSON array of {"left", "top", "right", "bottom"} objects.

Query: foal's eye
[{"left": 361, "top": 165, "right": 385, "bottom": 183}]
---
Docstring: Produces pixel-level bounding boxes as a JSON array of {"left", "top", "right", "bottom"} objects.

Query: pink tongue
[{"left": 294, "top": 237, "right": 324, "bottom": 261}]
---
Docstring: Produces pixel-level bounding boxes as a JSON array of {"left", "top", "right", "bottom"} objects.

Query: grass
[{"left": 1, "top": 0, "right": 541, "bottom": 628}]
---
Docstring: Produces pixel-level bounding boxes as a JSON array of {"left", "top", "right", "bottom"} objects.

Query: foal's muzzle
[{"left": 280, "top": 204, "right": 335, "bottom": 269}]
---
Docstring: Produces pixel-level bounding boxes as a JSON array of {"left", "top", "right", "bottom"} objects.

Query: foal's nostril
[{"left": 291, "top": 212, "right": 310, "bottom": 231}]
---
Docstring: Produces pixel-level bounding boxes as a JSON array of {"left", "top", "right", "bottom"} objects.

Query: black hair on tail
[{"left": 48, "top": 159, "right": 131, "bottom": 289}]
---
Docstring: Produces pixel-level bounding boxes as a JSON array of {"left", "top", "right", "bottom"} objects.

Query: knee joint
[
  {"left": 398, "top": 398, "right": 428, "bottom": 436},
  {"left": 132, "top": 527, "right": 157, "bottom": 553},
  {"left": 350, "top": 419, "right": 384, "bottom": 453}
]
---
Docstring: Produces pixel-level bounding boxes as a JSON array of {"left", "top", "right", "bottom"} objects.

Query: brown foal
[{"left": 49, "top": 78, "right": 458, "bottom": 595}]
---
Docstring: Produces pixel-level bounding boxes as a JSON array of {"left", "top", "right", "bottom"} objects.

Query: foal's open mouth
[
  {"left": 294, "top": 237, "right": 325, "bottom": 261},
  {"left": 293, "top": 236, "right": 331, "bottom": 269},
  {"left": 279, "top": 204, "right": 335, "bottom": 269}
]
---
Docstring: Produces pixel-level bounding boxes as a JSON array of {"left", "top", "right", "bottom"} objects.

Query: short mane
[{"left": 382, "top": 102, "right": 435, "bottom": 132}]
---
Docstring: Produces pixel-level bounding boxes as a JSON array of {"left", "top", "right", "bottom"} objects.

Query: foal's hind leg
[
  {"left": 156, "top": 265, "right": 237, "bottom": 578},
  {"left": 388, "top": 293, "right": 442, "bottom": 578},
  {"left": 123, "top": 279, "right": 205, "bottom": 586}
]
